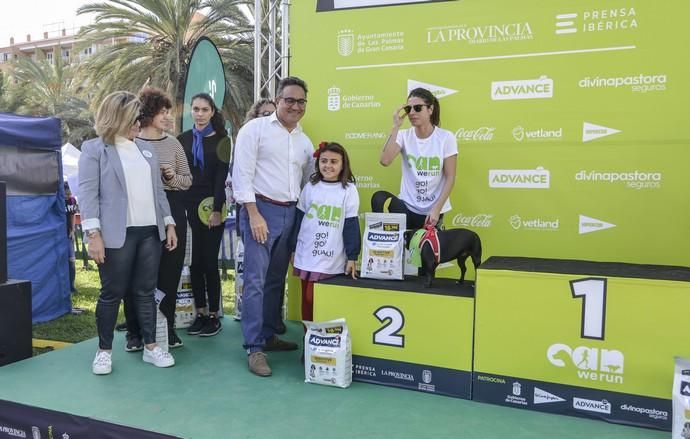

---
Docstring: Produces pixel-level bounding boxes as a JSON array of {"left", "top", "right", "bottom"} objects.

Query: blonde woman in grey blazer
[{"left": 79, "top": 91, "right": 178, "bottom": 375}]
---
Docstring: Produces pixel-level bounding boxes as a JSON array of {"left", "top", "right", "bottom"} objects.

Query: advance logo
[
  {"left": 573, "top": 397, "right": 611, "bottom": 414},
  {"left": 579, "top": 215, "right": 616, "bottom": 234},
  {"left": 533, "top": 387, "right": 566, "bottom": 404},
  {"left": 582, "top": 122, "right": 621, "bottom": 142},
  {"left": 492, "top": 76, "right": 553, "bottom": 101},
  {"left": 489, "top": 167, "right": 550, "bottom": 189}
]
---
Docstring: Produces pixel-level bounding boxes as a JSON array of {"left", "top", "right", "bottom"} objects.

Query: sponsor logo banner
[
  {"left": 455, "top": 127, "right": 494, "bottom": 142},
  {"left": 554, "top": 8, "right": 639, "bottom": 34},
  {"left": 408, "top": 79, "right": 458, "bottom": 99},
  {"left": 427, "top": 21, "right": 534, "bottom": 45},
  {"left": 579, "top": 74, "right": 667, "bottom": 93},
  {"left": 620, "top": 404, "right": 668, "bottom": 421},
  {"left": 492, "top": 76, "right": 553, "bottom": 101},
  {"left": 489, "top": 168, "right": 550, "bottom": 189},
  {"left": 512, "top": 125, "right": 563, "bottom": 142},
  {"left": 336, "top": 29, "right": 405, "bottom": 56},
  {"left": 534, "top": 387, "right": 566, "bottom": 404},
  {"left": 582, "top": 122, "right": 621, "bottom": 142},
  {"left": 579, "top": 215, "right": 616, "bottom": 235},
  {"left": 573, "top": 397, "right": 612, "bottom": 414},
  {"left": 547, "top": 343, "right": 624, "bottom": 383},
  {"left": 451, "top": 213, "right": 493, "bottom": 228},
  {"left": 509, "top": 215, "right": 559, "bottom": 231},
  {"left": 328, "top": 86, "right": 382, "bottom": 111},
  {"left": 575, "top": 170, "right": 662, "bottom": 190}
]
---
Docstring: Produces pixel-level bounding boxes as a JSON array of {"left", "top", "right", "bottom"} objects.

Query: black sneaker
[
  {"left": 276, "top": 321, "right": 287, "bottom": 335},
  {"left": 115, "top": 321, "right": 128, "bottom": 332},
  {"left": 125, "top": 336, "right": 143, "bottom": 352},
  {"left": 168, "top": 330, "right": 184, "bottom": 349},
  {"left": 199, "top": 316, "right": 222, "bottom": 337},
  {"left": 187, "top": 313, "right": 208, "bottom": 335}
]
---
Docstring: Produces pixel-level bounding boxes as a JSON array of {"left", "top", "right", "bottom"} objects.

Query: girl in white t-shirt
[
  {"left": 375, "top": 87, "right": 458, "bottom": 229},
  {"left": 292, "top": 142, "right": 361, "bottom": 323}
]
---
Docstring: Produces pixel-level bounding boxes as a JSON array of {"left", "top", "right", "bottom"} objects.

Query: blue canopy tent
[{"left": 1, "top": 113, "right": 71, "bottom": 323}]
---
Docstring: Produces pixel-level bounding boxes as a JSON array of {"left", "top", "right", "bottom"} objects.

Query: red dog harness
[{"left": 419, "top": 225, "right": 441, "bottom": 264}]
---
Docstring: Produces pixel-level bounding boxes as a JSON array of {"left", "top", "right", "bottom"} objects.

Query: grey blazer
[{"left": 78, "top": 136, "right": 173, "bottom": 249}]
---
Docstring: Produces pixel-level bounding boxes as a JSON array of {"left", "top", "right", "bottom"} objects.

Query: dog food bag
[
  {"left": 304, "top": 318, "right": 352, "bottom": 388},
  {"left": 361, "top": 212, "right": 406, "bottom": 280},
  {"left": 673, "top": 356, "right": 690, "bottom": 438},
  {"left": 174, "top": 266, "right": 195, "bottom": 329}
]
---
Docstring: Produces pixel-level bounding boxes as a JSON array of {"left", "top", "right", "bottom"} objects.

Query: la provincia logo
[
  {"left": 547, "top": 342, "right": 624, "bottom": 384},
  {"left": 582, "top": 122, "right": 621, "bottom": 142},
  {"left": 408, "top": 79, "right": 458, "bottom": 99},
  {"left": 513, "top": 125, "right": 563, "bottom": 142},
  {"left": 489, "top": 167, "right": 550, "bottom": 189},
  {"left": 492, "top": 75, "right": 553, "bottom": 101},
  {"left": 426, "top": 21, "right": 533, "bottom": 45},
  {"left": 579, "top": 215, "right": 616, "bottom": 234}
]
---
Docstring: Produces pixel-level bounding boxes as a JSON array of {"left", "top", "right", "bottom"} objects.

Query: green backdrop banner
[
  {"left": 182, "top": 37, "right": 226, "bottom": 132},
  {"left": 291, "top": 0, "right": 690, "bottom": 269}
]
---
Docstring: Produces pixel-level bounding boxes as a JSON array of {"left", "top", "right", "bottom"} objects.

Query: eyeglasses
[
  {"left": 261, "top": 111, "right": 274, "bottom": 117},
  {"left": 281, "top": 97, "right": 308, "bottom": 107},
  {"left": 404, "top": 104, "right": 431, "bottom": 114}
]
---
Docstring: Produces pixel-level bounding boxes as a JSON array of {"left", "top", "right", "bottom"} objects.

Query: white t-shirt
[
  {"left": 396, "top": 127, "right": 458, "bottom": 215},
  {"left": 294, "top": 180, "right": 360, "bottom": 275},
  {"left": 114, "top": 136, "right": 157, "bottom": 227}
]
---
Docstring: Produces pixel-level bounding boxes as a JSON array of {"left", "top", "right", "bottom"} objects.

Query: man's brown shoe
[
  {"left": 264, "top": 336, "right": 298, "bottom": 352},
  {"left": 248, "top": 352, "right": 272, "bottom": 377}
]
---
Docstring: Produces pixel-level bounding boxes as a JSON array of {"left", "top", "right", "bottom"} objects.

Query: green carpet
[{"left": 0, "top": 321, "right": 664, "bottom": 438}]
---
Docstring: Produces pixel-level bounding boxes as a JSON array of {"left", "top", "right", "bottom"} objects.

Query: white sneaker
[
  {"left": 142, "top": 346, "right": 175, "bottom": 368},
  {"left": 92, "top": 350, "right": 112, "bottom": 375}
]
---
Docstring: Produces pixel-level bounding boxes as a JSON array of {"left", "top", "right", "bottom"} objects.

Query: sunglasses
[
  {"left": 404, "top": 104, "right": 431, "bottom": 114},
  {"left": 282, "top": 97, "right": 308, "bottom": 107},
  {"left": 261, "top": 111, "right": 274, "bottom": 117}
]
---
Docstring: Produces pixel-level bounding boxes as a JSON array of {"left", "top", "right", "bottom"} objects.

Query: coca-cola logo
[
  {"left": 451, "top": 213, "right": 493, "bottom": 228},
  {"left": 455, "top": 127, "right": 495, "bottom": 142}
]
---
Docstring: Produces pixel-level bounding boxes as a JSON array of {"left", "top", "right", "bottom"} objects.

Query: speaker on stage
[
  {"left": 0, "top": 181, "right": 6, "bottom": 284},
  {"left": 0, "top": 280, "right": 32, "bottom": 366}
]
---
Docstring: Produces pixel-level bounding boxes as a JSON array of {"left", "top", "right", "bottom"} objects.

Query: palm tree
[
  {"left": 8, "top": 53, "right": 94, "bottom": 145},
  {"left": 76, "top": 0, "right": 254, "bottom": 134}
]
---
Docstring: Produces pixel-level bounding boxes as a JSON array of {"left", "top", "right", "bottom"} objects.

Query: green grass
[{"left": 32, "top": 265, "right": 236, "bottom": 348}]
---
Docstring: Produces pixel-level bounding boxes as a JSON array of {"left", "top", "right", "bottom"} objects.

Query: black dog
[{"left": 405, "top": 228, "right": 482, "bottom": 288}]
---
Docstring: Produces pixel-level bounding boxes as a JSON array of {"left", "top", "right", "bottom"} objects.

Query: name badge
[{"left": 142, "top": 150, "right": 153, "bottom": 158}]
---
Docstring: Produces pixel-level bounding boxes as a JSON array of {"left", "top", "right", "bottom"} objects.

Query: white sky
[{"left": 0, "top": 0, "right": 93, "bottom": 46}]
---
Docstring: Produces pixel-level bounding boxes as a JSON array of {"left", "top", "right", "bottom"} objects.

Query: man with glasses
[{"left": 233, "top": 76, "right": 314, "bottom": 376}]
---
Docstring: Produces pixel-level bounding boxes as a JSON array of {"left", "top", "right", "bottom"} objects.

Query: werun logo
[
  {"left": 491, "top": 76, "right": 553, "bottom": 101},
  {"left": 579, "top": 215, "right": 616, "bottom": 235},
  {"left": 337, "top": 29, "right": 355, "bottom": 56},
  {"left": 555, "top": 13, "right": 578, "bottom": 34},
  {"left": 533, "top": 387, "right": 566, "bottom": 404},
  {"left": 489, "top": 167, "right": 550, "bottom": 189},
  {"left": 407, "top": 79, "right": 458, "bottom": 99},
  {"left": 512, "top": 125, "right": 563, "bottom": 142},
  {"left": 547, "top": 343, "right": 624, "bottom": 384},
  {"left": 573, "top": 397, "right": 611, "bottom": 414},
  {"left": 582, "top": 122, "right": 621, "bottom": 142}
]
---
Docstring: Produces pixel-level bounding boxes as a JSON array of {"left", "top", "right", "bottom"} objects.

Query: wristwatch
[{"left": 86, "top": 228, "right": 101, "bottom": 238}]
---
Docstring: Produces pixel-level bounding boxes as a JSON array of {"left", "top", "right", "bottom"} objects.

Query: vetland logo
[
  {"left": 620, "top": 404, "right": 668, "bottom": 421},
  {"left": 579, "top": 74, "right": 667, "bottom": 93},
  {"left": 455, "top": 127, "right": 494, "bottom": 142},
  {"left": 576, "top": 170, "right": 662, "bottom": 190},
  {"left": 327, "top": 86, "right": 382, "bottom": 111},
  {"left": 512, "top": 125, "right": 563, "bottom": 142},
  {"left": 509, "top": 214, "right": 559, "bottom": 231},
  {"left": 579, "top": 215, "right": 616, "bottom": 235},
  {"left": 533, "top": 387, "right": 566, "bottom": 404},
  {"left": 582, "top": 122, "right": 621, "bottom": 142},
  {"left": 492, "top": 76, "right": 553, "bottom": 101},
  {"left": 426, "top": 21, "right": 533, "bottom": 45},
  {"left": 408, "top": 79, "right": 458, "bottom": 99},
  {"left": 451, "top": 213, "right": 493, "bottom": 228},
  {"left": 547, "top": 343, "right": 624, "bottom": 384},
  {"left": 555, "top": 8, "right": 638, "bottom": 34},
  {"left": 489, "top": 167, "right": 550, "bottom": 189},
  {"left": 573, "top": 397, "right": 612, "bottom": 414}
]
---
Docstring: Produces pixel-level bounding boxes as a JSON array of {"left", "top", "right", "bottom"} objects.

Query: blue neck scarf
[{"left": 192, "top": 124, "right": 214, "bottom": 169}]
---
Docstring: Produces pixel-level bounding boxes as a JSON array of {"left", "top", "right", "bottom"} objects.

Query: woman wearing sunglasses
[
  {"left": 242, "top": 98, "right": 276, "bottom": 124},
  {"left": 375, "top": 87, "right": 458, "bottom": 229}
]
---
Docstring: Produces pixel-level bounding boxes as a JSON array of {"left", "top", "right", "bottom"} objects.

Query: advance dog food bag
[
  {"left": 361, "top": 212, "right": 406, "bottom": 280},
  {"left": 673, "top": 357, "right": 690, "bottom": 438},
  {"left": 304, "top": 318, "right": 352, "bottom": 388}
]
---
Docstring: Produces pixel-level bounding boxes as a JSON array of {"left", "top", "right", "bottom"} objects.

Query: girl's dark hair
[
  {"left": 138, "top": 87, "right": 172, "bottom": 128},
  {"left": 191, "top": 92, "right": 227, "bottom": 137},
  {"left": 408, "top": 87, "right": 440, "bottom": 126},
  {"left": 310, "top": 141, "right": 356, "bottom": 188}
]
